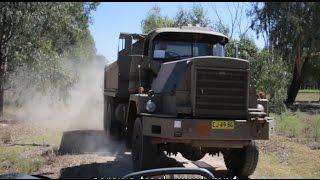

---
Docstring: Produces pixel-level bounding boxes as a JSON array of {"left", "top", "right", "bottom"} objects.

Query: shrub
[
  {"left": 276, "top": 110, "right": 300, "bottom": 137},
  {"left": 314, "top": 115, "right": 320, "bottom": 142}
]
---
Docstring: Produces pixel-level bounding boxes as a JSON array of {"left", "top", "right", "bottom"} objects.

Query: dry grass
[
  {"left": 299, "top": 89, "right": 320, "bottom": 93},
  {"left": 0, "top": 146, "right": 44, "bottom": 174},
  {"left": 253, "top": 135, "right": 320, "bottom": 179},
  {"left": 295, "top": 92, "right": 320, "bottom": 102},
  {"left": 0, "top": 123, "right": 61, "bottom": 175}
]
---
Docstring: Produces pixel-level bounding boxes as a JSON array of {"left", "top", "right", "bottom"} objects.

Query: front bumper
[{"left": 141, "top": 115, "right": 274, "bottom": 147}]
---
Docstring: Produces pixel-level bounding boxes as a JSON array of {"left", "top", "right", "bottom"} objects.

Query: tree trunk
[
  {"left": 0, "top": 63, "right": 3, "bottom": 117},
  {"left": 286, "top": 56, "right": 309, "bottom": 104},
  {"left": 0, "top": 87, "right": 3, "bottom": 117},
  {"left": 0, "top": 48, "right": 4, "bottom": 117}
]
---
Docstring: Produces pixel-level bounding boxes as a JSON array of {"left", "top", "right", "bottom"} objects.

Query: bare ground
[{"left": 2, "top": 109, "right": 320, "bottom": 179}]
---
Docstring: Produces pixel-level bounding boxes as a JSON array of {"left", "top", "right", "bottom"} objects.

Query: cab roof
[{"left": 147, "top": 26, "right": 229, "bottom": 45}]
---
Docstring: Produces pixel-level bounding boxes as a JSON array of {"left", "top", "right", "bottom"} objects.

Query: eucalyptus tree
[
  {"left": 248, "top": 2, "right": 320, "bottom": 104},
  {"left": 0, "top": 2, "right": 99, "bottom": 115}
]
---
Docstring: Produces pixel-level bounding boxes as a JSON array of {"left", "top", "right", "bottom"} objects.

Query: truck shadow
[
  {"left": 58, "top": 130, "right": 118, "bottom": 155},
  {"left": 58, "top": 130, "right": 183, "bottom": 179},
  {"left": 192, "top": 161, "right": 249, "bottom": 179},
  {"left": 57, "top": 130, "right": 245, "bottom": 179}
]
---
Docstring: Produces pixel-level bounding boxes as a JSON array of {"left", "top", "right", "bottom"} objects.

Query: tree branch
[
  {"left": 0, "top": 8, "right": 7, "bottom": 46},
  {"left": 237, "top": 3, "right": 243, "bottom": 35},
  {"left": 226, "top": 3, "right": 235, "bottom": 39},
  {"left": 214, "top": 9, "right": 223, "bottom": 27}
]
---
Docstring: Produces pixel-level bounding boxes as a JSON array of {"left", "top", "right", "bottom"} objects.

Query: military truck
[{"left": 103, "top": 26, "right": 274, "bottom": 177}]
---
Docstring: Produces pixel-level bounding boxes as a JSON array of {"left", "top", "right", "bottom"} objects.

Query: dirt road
[{"left": 47, "top": 129, "right": 232, "bottom": 179}]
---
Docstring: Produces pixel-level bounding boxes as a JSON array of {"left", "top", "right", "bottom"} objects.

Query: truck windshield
[{"left": 153, "top": 40, "right": 225, "bottom": 61}]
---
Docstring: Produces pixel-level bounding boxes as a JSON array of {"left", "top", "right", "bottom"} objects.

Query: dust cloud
[
  {"left": 6, "top": 57, "right": 131, "bottom": 158},
  {"left": 13, "top": 59, "right": 106, "bottom": 131}
]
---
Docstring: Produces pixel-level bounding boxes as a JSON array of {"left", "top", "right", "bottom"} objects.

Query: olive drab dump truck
[{"left": 103, "top": 26, "right": 274, "bottom": 177}]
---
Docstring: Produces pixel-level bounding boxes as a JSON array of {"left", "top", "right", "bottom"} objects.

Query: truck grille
[{"left": 194, "top": 68, "right": 248, "bottom": 119}]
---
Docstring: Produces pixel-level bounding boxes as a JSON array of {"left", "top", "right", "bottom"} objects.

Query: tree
[
  {"left": 211, "top": 3, "right": 251, "bottom": 41},
  {"left": 142, "top": 4, "right": 212, "bottom": 33},
  {"left": 174, "top": 4, "right": 211, "bottom": 28},
  {"left": 248, "top": 2, "right": 320, "bottom": 104},
  {"left": 141, "top": 5, "right": 174, "bottom": 34},
  {"left": 0, "top": 2, "right": 99, "bottom": 115},
  {"left": 250, "top": 50, "right": 291, "bottom": 112},
  {"left": 173, "top": 7, "right": 190, "bottom": 27}
]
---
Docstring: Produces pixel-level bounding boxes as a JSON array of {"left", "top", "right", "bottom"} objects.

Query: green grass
[
  {"left": 314, "top": 115, "right": 320, "bottom": 142},
  {"left": 276, "top": 111, "right": 300, "bottom": 137}
]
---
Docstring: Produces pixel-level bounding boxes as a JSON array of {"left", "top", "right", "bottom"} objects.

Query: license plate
[{"left": 212, "top": 121, "right": 234, "bottom": 129}]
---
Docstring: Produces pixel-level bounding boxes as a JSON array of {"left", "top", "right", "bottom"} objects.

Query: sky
[{"left": 88, "top": 2, "right": 265, "bottom": 63}]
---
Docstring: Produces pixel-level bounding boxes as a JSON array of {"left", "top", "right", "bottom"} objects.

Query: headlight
[
  {"left": 257, "top": 104, "right": 265, "bottom": 112},
  {"left": 146, "top": 100, "right": 156, "bottom": 112}
]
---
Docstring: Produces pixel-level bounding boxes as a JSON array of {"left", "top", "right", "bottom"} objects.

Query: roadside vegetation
[
  {"left": 253, "top": 135, "right": 320, "bottom": 179},
  {"left": 0, "top": 124, "right": 61, "bottom": 174},
  {"left": 273, "top": 110, "right": 320, "bottom": 143},
  {"left": 0, "top": 2, "right": 100, "bottom": 117}
]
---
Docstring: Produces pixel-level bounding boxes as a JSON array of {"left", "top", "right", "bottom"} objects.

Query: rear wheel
[
  {"left": 104, "top": 97, "right": 122, "bottom": 139},
  {"left": 223, "top": 141, "right": 259, "bottom": 177},
  {"left": 131, "top": 117, "right": 157, "bottom": 171},
  {"left": 104, "top": 97, "right": 115, "bottom": 134}
]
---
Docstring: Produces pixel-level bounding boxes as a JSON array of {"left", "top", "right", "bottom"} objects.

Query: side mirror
[{"left": 122, "top": 167, "right": 215, "bottom": 179}]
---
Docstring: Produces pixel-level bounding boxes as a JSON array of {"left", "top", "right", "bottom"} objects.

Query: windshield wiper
[{"left": 169, "top": 55, "right": 192, "bottom": 60}]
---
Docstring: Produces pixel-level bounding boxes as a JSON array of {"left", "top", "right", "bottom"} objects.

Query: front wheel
[
  {"left": 180, "top": 147, "right": 206, "bottom": 161},
  {"left": 131, "top": 117, "right": 157, "bottom": 171},
  {"left": 223, "top": 141, "right": 259, "bottom": 177},
  {"left": 125, "top": 124, "right": 132, "bottom": 149}
]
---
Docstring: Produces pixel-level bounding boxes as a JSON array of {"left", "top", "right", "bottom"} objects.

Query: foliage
[
  {"left": 173, "top": 4, "right": 211, "bottom": 28},
  {"left": 237, "top": 34, "right": 258, "bottom": 60},
  {"left": 302, "top": 56, "right": 320, "bottom": 90},
  {"left": 248, "top": 2, "right": 320, "bottom": 103},
  {"left": 141, "top": 5, "right": 174, "bottom": 34},
  {"left": 0, "top": 2, "right": 99, "bottom": 107},
  {"left": 142, "top": 4, "right": 211, "bottom": 33},
  {"left": 250, "top": 50, "right": 291, "bottom": 113}
]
